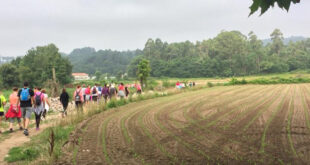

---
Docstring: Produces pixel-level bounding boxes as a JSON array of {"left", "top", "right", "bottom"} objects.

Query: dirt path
[
  {"left": 0, "top": 122, "right": 56, "bottom": 165},
  {"left": 0, "top": 110, "right": 64, "bottom": 165}
]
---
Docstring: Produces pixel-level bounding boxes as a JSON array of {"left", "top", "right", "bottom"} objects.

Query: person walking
[
  {"left": 102, "top": 84, "right": 110, "bottom": 104},
  {"left": 17, "top": 82, "right": 35, "bottom": 136},
  {"left": 91, "top": 85, "right": 98, "bottom": 102},
  {"left": 0, "top": 90, "right": 7, "bottom": 133},
  {"left": 41, "top": 89, "right": 50, "bottom": 119},
  {"left": 118, "top": 83, "right": 125, "bottom": 99},
  {"left": 60, "top": 88, "right": 69, "bottom": 118},
  {"left": 136, "top": 83, "right": 142, "bottom": 94},
  {"left": 73, "top": 85, "right": 84, "bottom": 112},
  {"left": 5, "top": 87, "right": 23, "bottom": 133},
  {"left": 125, "top": 85, "right": 130, "bottom": 98},
  {"left": 82, "top": 84, "right": 86, "bottom": 102},
  {"left": 34, "top": 88, "right": 45, "bottom": 130},
  {"left": 85, "top": 85, "right": 91, "bottom": 104},
  {"left": 98, "top": 84, "right": 102, "bottom": 100},
  {"left": 109, "top": 84, "right": 117, "bottom": 99}
]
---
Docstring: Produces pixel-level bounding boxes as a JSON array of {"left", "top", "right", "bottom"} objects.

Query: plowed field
[{"left": 58, "top": 84, "right": 310, "bottom": 165}]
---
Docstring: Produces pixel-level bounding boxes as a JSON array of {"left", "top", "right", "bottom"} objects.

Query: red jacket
[{"left": 5, "top": 105, "right": 21, "bottom": 119}]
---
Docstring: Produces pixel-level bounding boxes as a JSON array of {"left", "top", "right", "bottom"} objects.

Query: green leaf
[
  {"left": 249, "top": 0, "right": 261, "bottom": 16},
  {"left": 260, "top": 0, "right": 276, "bottom": 15},
  {"left": 282, "top": 0, "right": 291, "bottom": 11}
]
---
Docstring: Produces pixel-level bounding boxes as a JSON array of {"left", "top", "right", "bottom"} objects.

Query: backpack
[
  {"left": 92, "top": 87, "right": 97, "bottom": 94},
  {"left": 98, "top": 86, "right": 102, "bottom": 92},
  {"left": 35, "top": 93, "right": 43, "bottom": 106},
  {"left": 75, "top": 90, "right": 81, "bottom": 101},
  {"left": 110, "top": 87, "right": 115, "bottom": 94},
  {"left": 20, "top": 88, "right": 30, "bottom": 101}
]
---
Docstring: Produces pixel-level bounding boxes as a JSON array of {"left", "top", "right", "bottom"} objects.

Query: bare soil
[{"left": 53, "top": 85, "right": 310, "bottom": 164}]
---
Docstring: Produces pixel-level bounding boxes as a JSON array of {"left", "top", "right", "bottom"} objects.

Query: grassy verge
[
  {"left": 4, "top": 125, "right": 74, "bottom": 164},
  {"left": 227, "top": 77, "right": 310, "bottom": 85}
]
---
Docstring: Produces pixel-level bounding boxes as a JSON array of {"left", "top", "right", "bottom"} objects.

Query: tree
[
  {"left": 116, "top": 71, "right": 123, "bottom": 81},
  {"left": 0, "top": 64, "right": 20, "bottom": 88},
  {"left": 249, "top": 0, "right": 300, "bottom": 16},
  {"left": 270, "top": 29, "right": 284, "bottom": 55},
  {"left": 129, "top": 29, "right": 309, "bottom": 78},
  {"left": 137, "top": 59, "right": 151, "bottom": 88},
  {"left": 94, "top": 70, "right": 102, "bottom": 81},
  {"left": 68, "top": 48, "right": 141, "bottom": 75},
  {"left": 248, "top": 31, "right": 264, "bottom": 73},
  {"left": 213, "top": 31, "right": 247, "bottom": 76},
  {"left": 6, "top": 44, "right": 72, "bottom": 87},
  {"left": 128, "top": 56, "right": 144, "bottom": 77}
]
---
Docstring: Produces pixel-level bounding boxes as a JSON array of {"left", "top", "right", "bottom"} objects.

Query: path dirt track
[{"left": 57, "top": 84, "right": 310, "bottom": 165}]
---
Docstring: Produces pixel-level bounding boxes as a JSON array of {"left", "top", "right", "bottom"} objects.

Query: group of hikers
[
  {"left": 70, "top": 83, "right": 142, "bottom": 112},
  {"left": 0, "top": 82, "right": 143, "bottom": 136},
  {"left": 176, "top": 81, "right": 196, "bottom": 89},
  {"left": 0, "top": 82, "right": 50, "bottom": 136}
]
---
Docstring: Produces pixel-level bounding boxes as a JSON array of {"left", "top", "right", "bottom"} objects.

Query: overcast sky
[{"left": 0, "top": 0, "right": 309, "bottom": 56}]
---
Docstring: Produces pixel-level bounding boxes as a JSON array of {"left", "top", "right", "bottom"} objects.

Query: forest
[
  {"left": 128, "top": 29, "right": 310, "bottom": 78},
  {"left": 66, "top": 47, "right": 141, "bottom": 75}
]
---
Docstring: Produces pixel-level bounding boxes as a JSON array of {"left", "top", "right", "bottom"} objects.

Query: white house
[{"left": 72, "top": 73, "right": 90, "bottom": 80}]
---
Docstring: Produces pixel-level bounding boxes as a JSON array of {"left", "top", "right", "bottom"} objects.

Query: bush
[
  {"left": 137, "top": 94, "right": 145, "bottom": 101},
  {"left": 146, "top": 79, "right": 159, "bottom": 90},
  {"left": 207, "top": 82, "right": 214, "bottom": 87},
  {"left": 162, "top": 80, "right": 176, "bottom": 88},
  {"left": 228, "top": 78, "right": 240, "bottom": 85},
  {"left": 107, "top": 99, "right": 117, "bottom": 108},
  {"left": 116, "top": 99, "right": 127, "bottom": 106},
  {"left": 128, "top": 96, "right": 134, "bottom": 102},
  {"left": 241, "top": 78, "right": 247, "bottom": 84}
]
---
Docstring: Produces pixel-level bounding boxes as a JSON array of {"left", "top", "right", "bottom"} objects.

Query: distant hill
[
  {"left": 66, "top": 47, "right": 142, "bottom": 75},
  {"left": 262, "top": 36, "right": 308, "bottom": 45}
]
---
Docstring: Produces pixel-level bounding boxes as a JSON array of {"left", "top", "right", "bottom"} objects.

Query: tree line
[
  {"left": 0, "top": 29, "right": 309, "bottom": 88},
  {"left": 0, "top": 44, "right": 72, "bottom": 88},
  {"left": 128, "top": 29, "right": 310, "bottom": 78},
  {"left": 66, "top": 47, "right": 141, "bottom": 76}
]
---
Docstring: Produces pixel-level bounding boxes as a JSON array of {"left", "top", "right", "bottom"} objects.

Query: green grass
[
  {"left": 4, "top": 125, "right": 74, "bottom": 164},
  {"left": 5, "top": 146, "right": 39, "bottom": 163},
  {"left": 259, "top": 86, "right": 291, "bottom": 154},
  {"left": 286, "top": 92, "right": 297, "bottom": 157}
]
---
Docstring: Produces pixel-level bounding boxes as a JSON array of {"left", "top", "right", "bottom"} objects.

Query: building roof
[{"left": 72, "top": 73, "right": 89, "bottom": 76}]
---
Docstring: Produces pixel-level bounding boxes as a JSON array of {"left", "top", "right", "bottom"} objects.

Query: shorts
[
  {"left": 0, "top": 112, "right": 4, "bottom": 116},
  {"left": 21, "top": 107, "right": 33, "bottom": 119},
  {"left": 118, "top": 90, "right": 125, "bottom": 97},
  {"left": 86, "top": 95, "right": 91, "bottom": 101},
  {"left": 9, "top": 118, "right": 21, "bottom": 123}
]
